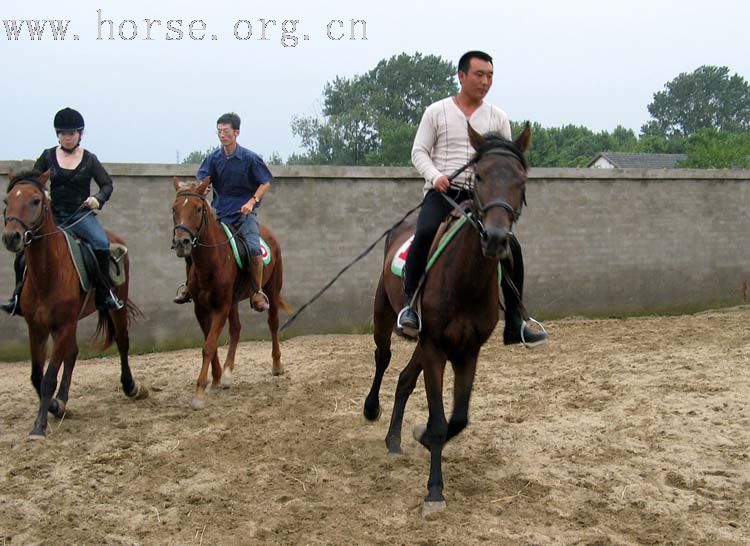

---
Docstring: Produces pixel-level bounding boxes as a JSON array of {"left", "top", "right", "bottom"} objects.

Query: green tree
[
  {"left": 291, "top": 52, "right": 458, "bottom": 165},
  {"left": 182, "top": 147, "right": 217, "bottom": 164},
  {"left": 641, "top": 65, "right": 750, "bottom": 138},
  {"left": 679, "top": 128, "right": 750, "bottom": 168}
]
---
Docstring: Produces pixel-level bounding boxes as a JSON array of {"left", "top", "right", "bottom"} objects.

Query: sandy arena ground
[{"left": 0, "top": 307, "right": 748, "bottom": 545}]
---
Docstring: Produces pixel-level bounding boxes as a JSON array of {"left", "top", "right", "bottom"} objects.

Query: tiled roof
[{"left": 588, "top": 152, "right": 687, "bottom": 168}]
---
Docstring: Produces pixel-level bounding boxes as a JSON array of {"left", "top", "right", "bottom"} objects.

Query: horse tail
[
  {"left": 125, "top": 298, "right": 143, "bottom": 328},
  {"left": 273, "top": 250, "right": 293, "bottom": 314},
  {"left": 93, "top": 310, "right": 116, "bottom": 350}
]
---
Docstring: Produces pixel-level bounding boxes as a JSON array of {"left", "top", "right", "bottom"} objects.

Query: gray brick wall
[{"left": 1, "top": 162, "right": 748, "bottom": 358}]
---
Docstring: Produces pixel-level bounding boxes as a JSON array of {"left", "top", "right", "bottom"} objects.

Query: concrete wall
[{"left": 1, "top": 161, "right": 749, "bottom": 358}]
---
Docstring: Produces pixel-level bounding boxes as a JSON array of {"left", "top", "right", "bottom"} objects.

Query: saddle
[
  {"left": 391, "top": 200, "right": 473, "bottom": 279},
  {"left": 63, "top": 232, "right": 127, "bottom": 292},
  {"left": 220, "top": 222, "right": 272, "bottom": 272}
]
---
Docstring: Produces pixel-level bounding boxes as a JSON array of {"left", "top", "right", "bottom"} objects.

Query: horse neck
[
  {"left": 23, "top": 212, "right": 70, "bottom": 289},
  {"left": 190, "top": 212, "right": 231, "bottom": 270},
  {"left": 448, "top": 227, "right": 499, "bottom": 297}
]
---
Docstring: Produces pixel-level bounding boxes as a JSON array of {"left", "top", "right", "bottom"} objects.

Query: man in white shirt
[{"left": 397, "top": 50, "right": 548, "bottom": 347}]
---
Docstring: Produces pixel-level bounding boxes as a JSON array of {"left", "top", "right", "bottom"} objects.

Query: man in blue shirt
[{"left": 174, "top": 112, "right": 273, "bottom": 311}]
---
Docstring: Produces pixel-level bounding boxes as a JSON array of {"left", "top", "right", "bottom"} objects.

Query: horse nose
[
  {"left": 481, "top": 227, "right": 509, "bottom": 259},
  {"left": 2, "top": 231, "right": 21, "bottom": 252},
  {"left": 172, "top": 235, "right": 191, "bottom": 256}
]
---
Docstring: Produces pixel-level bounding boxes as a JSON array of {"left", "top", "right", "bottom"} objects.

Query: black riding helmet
[{"left": 53, "top": 107, "right": 85, "bottom": 133}]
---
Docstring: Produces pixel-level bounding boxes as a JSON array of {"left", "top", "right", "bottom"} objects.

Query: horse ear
[
  {"left": 173, "top": 176, "right": 182, "bottom": 191},
  {"left": 515, "top": 123, "right": 532, "bottom": 154},
  {"left": 38, "top": 169, "right": 51, "bottom": 188},
  {"left": 197, "top": 176, "right": 211, "bottom": 196},
  {"left": 467, "top": 123, "right": 486, "bottom": 151}
]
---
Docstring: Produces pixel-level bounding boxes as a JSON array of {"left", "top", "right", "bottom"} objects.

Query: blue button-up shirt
[{"left": 197, "top": 144, "right": 273, "bottom": 224}]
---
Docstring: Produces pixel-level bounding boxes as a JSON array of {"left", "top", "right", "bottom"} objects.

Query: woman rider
[{"left": 2, "top": 107, "right": 123, "bottom": 315}]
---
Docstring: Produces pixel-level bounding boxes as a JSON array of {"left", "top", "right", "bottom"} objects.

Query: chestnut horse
[
  {"left": 363, "top": 126, "right": 533, "bottom": 515},
  {"left": 2, "top": 170, "right": 147, "bottom": 440},
  {"left": 171, "top": 177, "right": 289, "bottom": 409}
]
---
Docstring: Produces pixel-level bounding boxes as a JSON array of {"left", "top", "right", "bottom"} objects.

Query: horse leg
[
  {"left": 220, "top": 304, "right": 241, "bottom": 388},
  {"left": 112, "top": 306, "right": 148, "bottom": 400},
  {"left": 445, "top": 351, "right": 479, "bottom": 444},
  {"left": 29, "top": 326, "right": 74, "bottom": 439},
  {"left": 193, "top": 309, "right": 228, "bottom": 409},
  {"left": 384, "top": 344, "right": 423, "bottom": 454},
  {"left": 364, "top": 275, "right": 396, "bottom": 421},
  {"left": 28, "top": 327, "right": 49, "bottom": 399},
  {"left": 267, "top": 285, "right": 283, "bottom": 376},
  {"left": 413, "top": 340, "right": 448, "bottom": 514},
  {"left": 49, "top": 337, "right": 78, "bottom": 419}
]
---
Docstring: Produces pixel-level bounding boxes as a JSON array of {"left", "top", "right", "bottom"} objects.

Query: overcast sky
[{"left": 1, "top": 0, "right": 748, "bottom": 164}]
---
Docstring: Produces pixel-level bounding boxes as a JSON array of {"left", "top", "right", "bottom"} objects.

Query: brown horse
[
  {"left": 363, "top": 125, "right": 533, "bottom": 515},
  {"left": 171, "top": 177, "right": 289, "bottom": 409},
  {"left": 2, "top": 170, "right": 147, "bottom": 440}
]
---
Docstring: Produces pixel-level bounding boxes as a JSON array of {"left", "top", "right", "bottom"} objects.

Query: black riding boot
[
  {"left": 396, "top": 290, "right": 421, "bottom": 340},
  {"left": 94, "top": 249, "right": 124, "bottom": 311},
  {"left": 502, "top": 236, "right": 548, "bottom": 348},
  {"left": 1, "top": 252, "right": 25, "bottom": 316}
]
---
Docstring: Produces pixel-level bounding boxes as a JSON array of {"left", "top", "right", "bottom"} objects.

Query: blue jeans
[
  {"left": 237, "top": 212, "right": 261, "bottom": 257},
  {"left": 61, "top": 212, "right": 110, "bottom": 251}
]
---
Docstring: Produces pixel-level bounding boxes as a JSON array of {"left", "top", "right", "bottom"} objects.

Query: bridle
[
  {"left": 172, "top": 191, "right": 208, "bottom": 247},
  {"left": 441, "top": 144, "right": 527, "bottom": 239},
  {"left": 3, "top": 179, "right": 51, "bottom": 246}
]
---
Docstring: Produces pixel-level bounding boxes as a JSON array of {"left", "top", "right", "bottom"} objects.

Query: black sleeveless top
[{"left": 33, "top": 147, "right": 113, "bottom": 219}]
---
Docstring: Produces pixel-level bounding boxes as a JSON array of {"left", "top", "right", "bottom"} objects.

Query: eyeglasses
[{"left": 217, "top": 128, "right": 236, "bottom": 135}]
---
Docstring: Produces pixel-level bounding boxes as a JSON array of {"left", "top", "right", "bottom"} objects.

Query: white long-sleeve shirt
[{"left": 411, "top": 97, "right": 511, "bottom": 195}]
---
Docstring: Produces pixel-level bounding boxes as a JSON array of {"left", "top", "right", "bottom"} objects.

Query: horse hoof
[
  {"left": 422, "top": 500, "right": 447, "bottom": 518},
  {"left": 129, "top": 384, "right": 149, "bottom": 400},
  {"left": 27, "top": 432, "right": 46, "bottom": 442},
  {"left": 190, "top": 398, "right": 206, "bottom": 410},
  {"left": 363, "top": 404, "right": 381, "bottom": 422},
  {"left": 220, "top": 370, "right": 233, "bottom": 388},
  {"left": 387, "top": 447, "right": 404, "bottom": 456},
  {"left": 412, "top": 424, "right": 428, "bottom": 447},
  {"left": 49, "top": 399, "right": 67, "bottom": 419},
  {"left": 271, "top": 366, "right": 284, "bottom": 376}
]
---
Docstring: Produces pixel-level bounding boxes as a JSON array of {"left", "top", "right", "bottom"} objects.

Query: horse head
[
  {"left": 171, "top": 176, "right": 211, "bottom": 257},
  {"left": 467, "top": 123, "right": 531, "bottom": 260},
  {"left": 3, "top": 169, "right": 51, "bottom": 253}
]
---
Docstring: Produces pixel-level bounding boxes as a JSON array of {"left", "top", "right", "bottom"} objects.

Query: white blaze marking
[
  {"left": 15, "top": 190, "right": 22, "bottom": 196},
  {"left": 183, "top": 198, "right": 188, "bottom": 206}
]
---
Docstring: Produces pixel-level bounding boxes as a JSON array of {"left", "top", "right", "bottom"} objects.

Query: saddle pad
[
  {"left": 220, "top": 223, "right": 271, "bottom": 268},
  {"left": 390, "top": 214, "right": 503, "bottom": 289},
  {"left": 390, "top": 216, "right": 469, "bottom": 278},
  {"left": 63, "top": 232, "right": 128, "bottom": 292}
]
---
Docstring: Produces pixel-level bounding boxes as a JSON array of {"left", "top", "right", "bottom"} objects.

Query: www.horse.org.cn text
[{"left": 1, "top": 9, "right": 369, "bottom": 46}]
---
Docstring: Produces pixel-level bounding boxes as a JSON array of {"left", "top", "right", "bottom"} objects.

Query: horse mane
[
  {"left": 7, "top": 170, "right": 44, "bottom": 193},
  {"left": 472, "top": 132, "right": 528, "bottom": 170}
]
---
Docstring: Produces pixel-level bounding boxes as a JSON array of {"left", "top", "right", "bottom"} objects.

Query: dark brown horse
[
  {"left": 363, "top": 125, "right": 532, "bottom": 515},
  {"left": 2, "top": 170, "right": 147, "bottom": 440},
  {"left": 171, "top": 177, "right": 289, "bottom": 410}
]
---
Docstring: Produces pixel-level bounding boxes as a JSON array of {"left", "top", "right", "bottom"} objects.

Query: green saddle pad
[
  {"left": 390, "top": 215, "right": 503, "bottom": 285},
  {"left": 220, "top": 223, "right": 272, "bottom": 269}
]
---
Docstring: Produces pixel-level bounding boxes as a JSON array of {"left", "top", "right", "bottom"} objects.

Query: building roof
[{"left": 588, "top": 151, "right": 687, "bottom": 168}]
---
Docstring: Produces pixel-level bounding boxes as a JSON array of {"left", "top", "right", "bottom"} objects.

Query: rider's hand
[
  {"left": 240, "top": 197, "right": 257, "bottom": 215},
  {"left": 433, "top": 175, "right": 450, "bottom": 193},
  {"left": 84, "top": 196, "right": 101, "bottom": 210}
]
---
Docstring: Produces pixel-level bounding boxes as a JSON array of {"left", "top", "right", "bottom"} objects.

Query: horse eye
[
  {"left": 474, "top": 174, "right": 483, "bottom": 183},
  {"left": 31, "top": 197, "right": 42, "bottom": 206}
]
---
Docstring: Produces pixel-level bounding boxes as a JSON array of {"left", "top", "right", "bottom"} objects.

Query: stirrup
[
  {"left": 520, "top": 317, "right": 548, "bottom": 348},
  {"left": 1, "top": 295, "right": 20, "bottom": 316},
  {"left": 396, "top": 306, "right": 421, "bottom": 339},
  {"left": 251, "top": 289, "right": 269, "bottom": 311},
  {"left": 173, "top": 283, "right": 192, "bottom": 304},
  {"left": 106, "top": 289, "right": 125, "bottom": 311}
]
